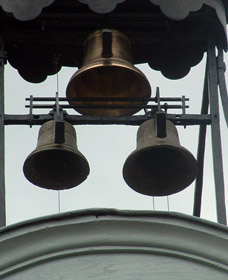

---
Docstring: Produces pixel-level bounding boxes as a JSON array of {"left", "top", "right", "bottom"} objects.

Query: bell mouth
[
  {"left": 123, "top": 145, "right": 198, "bottom": 196},
  {"left": 23, "top": 148, "right": 90, "bottom": 190},
  {"left": 66, "top": 61, "right": 151, "bottom": 116}
]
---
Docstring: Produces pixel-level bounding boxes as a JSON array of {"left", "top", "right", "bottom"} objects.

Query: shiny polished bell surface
[
  {"left": 23, "top": 120, "right": 90, "bottom": 190},
  {"left": 66, "top": 29, "right": 151, "bottom": 116},
  {"left": 123, "top": 119, "right": 198, "bottom": 196}
]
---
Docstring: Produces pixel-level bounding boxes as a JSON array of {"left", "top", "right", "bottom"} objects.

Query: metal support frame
[
  {"left": 207, "top": 40, "right": 227, "bottom": 225},
  {"left": 0, "top": 42, "right": 227, "bottom": 227},
  {"left": 193, "top": 40, "right": 227, "bottom": 225},
  {"left": 4, "top": 113, "right": 211, "bottom": 126},
  {"left": 193, "top": 63, "right": 209, "bottom": 217},
  {"left": 0, "top": 38, "right": 5, "bottom": 228},
  {"left": 217, "top": 47, "right": 228, "bottom": 127}
]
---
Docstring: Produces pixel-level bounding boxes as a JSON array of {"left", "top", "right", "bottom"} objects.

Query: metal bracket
[
  {"left": 155, "top": 111, "right": 167, "bottom": 138},
  {"left": 53, "top": 92, "right": 65, "bottom": 144},
  {"left": 102, "top": 29, "right": 113, "bottom": 58},
  {"left": 49, "top": 92, "right": 65, "bottom": 121},
  {"left": 155, "top": 87, "right": 161, "bottom": 111},
  {"left": 29, "top": 95, "right": 34, "bottom": 128},
  {"left": 54, "top": 121, "right": 65, "bottom": 144}
]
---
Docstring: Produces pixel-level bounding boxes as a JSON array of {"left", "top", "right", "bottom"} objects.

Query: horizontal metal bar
[
  {"left": 4, "top": 114, "right": 211, "bottom": 126},
  {"left": 25, "top": 97, "right": 189, "bottom": 102},
  {"left": 25, "top": 104, "right": 187, "bottom": 109}
]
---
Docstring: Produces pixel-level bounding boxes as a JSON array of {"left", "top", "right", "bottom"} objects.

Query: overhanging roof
[{"left": 0, "top": 0, "right": 227, "bottom": 82}]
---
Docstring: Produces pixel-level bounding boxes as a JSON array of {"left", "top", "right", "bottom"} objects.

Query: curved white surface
[{"left": 0, "top": 209, "right": 228, "bottom": 279}]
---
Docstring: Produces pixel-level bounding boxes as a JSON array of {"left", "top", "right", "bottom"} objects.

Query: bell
[
  {"left": 23, "top": 120, "right": 90, "bottom": 190},
  {"left": 123, "top": 118, "right": 198, "bottom": 196},
  {"left": 66, "top": 29, "right": 151, "bottom": 116}
]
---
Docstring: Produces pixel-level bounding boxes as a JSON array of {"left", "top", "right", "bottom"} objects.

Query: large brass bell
[
  {"left": 23, "top": 120, "right": 90, "bottom": 190},
  {"left": 66, "top": 29, "right": 151, "bottom": 116},
  {"left": 123, "top": 117, "right": 198, "bottom": 196}
]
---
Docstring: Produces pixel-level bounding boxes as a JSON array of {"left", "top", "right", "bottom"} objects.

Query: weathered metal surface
[
  {"left": 0, "top": 38, "right": 5, "bottom": 228},
  {"left": 217, "top": 47, "right": 228, "bottom": 127},
  {"left": 123, "top": 119, "right": 198, "bottom": 196},
  {"left": 0, "top": 210, "right": 228, "bottom": 279},
  {"left": 66, "top": 29, "right": 151, "bottom": 116},
  {"left": 0, "top": 0, "right": 226, "bottom": 82},
  {"left": 3, "top": 113, "right": 211, "bottom": 126},
  {"left": 193, "top": 64, "right": 209, "bottom": 217},
  {"left": 207, "top": 40, "right": 227, "bottom": 225},
  {"left": 23, "top": 120, "right": 90, "bottom": 190}
]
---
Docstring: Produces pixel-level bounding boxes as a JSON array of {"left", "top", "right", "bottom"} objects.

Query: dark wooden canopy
[{"left": 0, "top": 0, "right": 227, "bottom": 82}]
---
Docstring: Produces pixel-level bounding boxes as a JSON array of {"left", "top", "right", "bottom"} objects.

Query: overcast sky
[{"left": 4, "top": 53, "right": 228, "bottom": 226}]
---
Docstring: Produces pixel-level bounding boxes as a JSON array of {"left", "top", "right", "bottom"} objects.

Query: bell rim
[
  {"left": 66, "top": 60, "right": 151, "bottom": 116},
  {"left": 23, "top": 147, "right": 90, "bottom": 190},
  {"left": 123, "top": 144, "right": 198, "bottom": 197},
  {"left": 66, "top": 59, "right": 151, "bottom": 97}
]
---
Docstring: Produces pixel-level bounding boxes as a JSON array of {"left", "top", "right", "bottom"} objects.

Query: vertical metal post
[
  {"left": 217, "top": 47, "right": 228, "bottom": 127},
  {"left": 207, "top": 40, "right": 227, "bottom": 225},
  {"left": 193, "top": 63, "right": 209, "bottom": 217},
  {"left": 0, "top": 37, "right": 5, "bottom": 227}
]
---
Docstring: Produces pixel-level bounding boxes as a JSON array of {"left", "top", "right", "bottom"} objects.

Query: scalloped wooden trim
[{"left": 0, "top": 0, "right": 55, "bottom": 21}]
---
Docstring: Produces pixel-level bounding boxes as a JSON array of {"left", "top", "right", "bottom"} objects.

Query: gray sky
[{"left": 4, "top": 53, "right": 228, "bottom": 225}]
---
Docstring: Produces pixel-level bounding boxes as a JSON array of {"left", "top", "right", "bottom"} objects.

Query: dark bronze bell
[
  {"left": 66, "top": 29, "right": 151, "bottom": 116},
  {"left": 123, "top": 118, "right": 198, "bottom": 196},
  {"left": 23, "top": 120, "right": 90, "bottom": 190}
]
